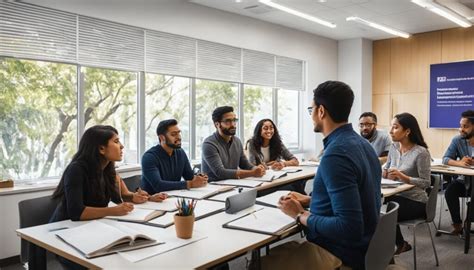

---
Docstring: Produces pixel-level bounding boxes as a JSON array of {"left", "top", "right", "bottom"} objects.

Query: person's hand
[
  {"left": 271, "top": 161, "right": 285, "bottom": 171},
  {"left": 149, "top": 193, "right": 168, "bottom": 202},
  {"left": 110, "top": 202, "right": 134, "bottom": 216},
  {"left": 253, "top": 165, "right": 266, "bottom": 177},
  {"left": 387, "top": 168, "right": 409, "bottom": 183},
  {"left": 278, "top": 198, "right": 304, "bottom": 218},
  {"left": 132, "top": 188, "right": 149, "bottom": 204},
  {"left": 285, "top": 191, "right": 311, "bottom": 207},
  {"left": 189, "top": 174, "right": 208, "bottom": 188},
  {"left": 382, "top": 169, "right": 388, "bottom": 179},
  {"left": 458, "top": 156, "right": 473, "bottom": 167}
]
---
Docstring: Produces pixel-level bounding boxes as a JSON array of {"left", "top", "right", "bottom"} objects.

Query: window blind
[
  {"left": 196, "top": 40, "right": 241, "bottom": 82},
  {"left": 242, "top": 49, "right": 275, "bottom": 87},
  {"left": 276, "top": 56, "right": 304, "bottom": 91}
]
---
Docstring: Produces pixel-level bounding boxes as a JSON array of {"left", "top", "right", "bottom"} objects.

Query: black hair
[
  {"left": 212, "top": 106, "right": 234, "bottom": 123},
  {"left": 359, "top": 112, "right": 378, "bottom": 123},
  {"left": 156, "top": 119, "right": 178, "bottom": 142},
  {"left": 461, "top": 110, "right": 474, "bottom": 125},
  {"left": 53, "top": 125, "right": 119, "bottom": 201},
  {"left": 313, "top": 81, "right": 354, "bottom": 123},
  {"left": 250, "top": 119, "right": 283, "bottom": 163},
  {"left": 394, "top": 113, "right": 428, "bottom": 148}
]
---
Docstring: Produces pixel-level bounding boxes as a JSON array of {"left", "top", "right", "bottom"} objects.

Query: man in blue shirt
[
  {"left": 443, "top": 110, "right": 474, "bottom": 235},
  {"left": 141, "top": 119, "right": 207, "bottom": 194},
  {"left": 275, "top": 81, "right": 381, "bottom": 270}
]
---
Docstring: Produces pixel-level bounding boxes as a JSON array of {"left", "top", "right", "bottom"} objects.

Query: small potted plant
[{"left": 174, "top": 198, "right": 196, "bottom": 239}]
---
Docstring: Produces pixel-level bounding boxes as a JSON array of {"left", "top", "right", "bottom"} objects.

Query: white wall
[
  {"left": 26, "top": 0, "right": 338, "bottom": 157},
  {"left": 338, "top": 38, "right": 373, "bottom": 129}
]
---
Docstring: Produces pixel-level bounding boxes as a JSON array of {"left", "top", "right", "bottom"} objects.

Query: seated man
[
  {"left": 443, "top": 109, "right": 474, "bottom": 235},
  {"left": 141, "top": 119, "right": 207, "bottom": 194},
  {"left": 359, "top": 112, "right": 391, "bottom": 164},
  {"left": 273, "top": 81, "right": 381, "bottom": 270},
  {"left": 201, "top": 106, "right": 265, "bottom": 181}
]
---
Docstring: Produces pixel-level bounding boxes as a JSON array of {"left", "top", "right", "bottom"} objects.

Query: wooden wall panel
[
  {"left": 373, "top": 39, "right": 391, "bottom": 94},
  {"left": 372, "top": 94, "right": 391, "bottom": 127},
  {"left": 373, "top": 27, "right": 473, "bottom": 158}
]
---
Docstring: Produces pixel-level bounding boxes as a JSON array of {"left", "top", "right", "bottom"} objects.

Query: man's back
[{"left": 307, "top": 124, "right": 381, "bottom": 269}]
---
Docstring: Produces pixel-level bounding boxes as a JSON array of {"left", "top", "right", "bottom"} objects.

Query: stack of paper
[
  {"left": 381, "top": 178, "right": 403, "bottom": 186},
  {"left": 299, "top": 161, "right": 319, "bottom": 167}
]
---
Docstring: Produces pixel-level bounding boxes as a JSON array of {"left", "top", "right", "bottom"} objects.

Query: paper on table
[
  {"left": 210, "top": 179, "right": 262, "bottom": 188},
  {"left": 135, "top": 198, "right": 178, "bottom": 212},
  {"left": 256, "top": 190, "right": 291, "bottom": 208},
  {"left": 245, "top": 170, "right": 287, "bottom": 182},
  {"left": 280, "top": 166, "right": 303, "bottom": 173},
  {"left": 299, "top": 161, "right": 319, "bottom": 167},
  {"left": 381, "top": 178, "right": 403, "bottom": 186},
  {"left": 165, "top": 185, "right": 234, "bottom": 200},
  {"left": 119, "top": 230, "right": 208, "bottom": 263},
  {"left": 207, "top": 188, "right": 251, "bottom": 202},
  {"left": 147, "top": 200, "right": 225, "bottom": 227},
  {"left": 224, "top": 207, "right": 295, "bottom": 235}
]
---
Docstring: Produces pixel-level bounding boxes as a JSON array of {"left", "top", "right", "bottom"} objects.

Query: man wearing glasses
[
  {"left": 359, "top": 112, "right": 391, "bottom": 164},
  {"left": 202, "top": 106, "right": 266, "bottom": 181}
]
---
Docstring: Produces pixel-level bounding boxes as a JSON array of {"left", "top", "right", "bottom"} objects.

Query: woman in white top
[{"left": 246, "top": 119, "right": 298, "bottom": 170}]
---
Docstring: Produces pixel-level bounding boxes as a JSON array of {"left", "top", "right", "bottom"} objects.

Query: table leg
[{"left": 464, "top": 176, "right": 473, "bottom": 254}]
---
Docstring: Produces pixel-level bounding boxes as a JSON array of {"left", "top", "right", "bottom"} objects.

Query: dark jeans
[
  {"left": 56, "top": 255, "right": 87, "bottom": 270},
  {"left": 445, "top": 180, "right": 468, "bottom": 224},
  {"left": 385, "top": 196, "right": 426, "bottom": 246},
  {"left": 28, "top": 243, "right": 46, "bottom": 270}
]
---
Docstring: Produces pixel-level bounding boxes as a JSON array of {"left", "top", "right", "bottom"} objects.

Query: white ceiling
[{"left": 189, "top": 0, "right": 474, "bottom": 40}]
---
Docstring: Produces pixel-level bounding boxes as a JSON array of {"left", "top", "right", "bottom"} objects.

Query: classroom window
[
  {"left": 243, "top": 85, "right": 273, "bottom": 144},
  {"left": 144, "top": 74, "right": 190, "bottom": 155},
  {"left": 195, "top": 79, "right": 238, "bottom": 159},
  {"left": 83, "top": 67, "right": 138, "bottom": 164},
  {"left": 0, "top": 58, "right": 77, "bottom": 180},
  {"left": 278, "top": 89, "right": 299, "bottom": 149}
]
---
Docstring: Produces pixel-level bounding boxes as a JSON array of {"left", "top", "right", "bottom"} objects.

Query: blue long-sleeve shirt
[
  {"left": 141, "top": 145, "right": 194, "bottom": 194},
  {"left": 306, "top": 124, "right": 381, "bottom": 270},
  {"left": 442, "top": 135, "right": 471, "bottom": 164}
]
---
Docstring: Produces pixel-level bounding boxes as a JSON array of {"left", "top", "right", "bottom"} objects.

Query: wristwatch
[{"left": 295, "top": 211, "right": 305, "bottom": 225}]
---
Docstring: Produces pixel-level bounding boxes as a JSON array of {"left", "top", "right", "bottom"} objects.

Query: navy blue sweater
[
  {"left": 141, "top": 145, "right": 194, "bottom": 194},
  {"left": 306, "top": 124, "right": 381, "bottom": 269}
]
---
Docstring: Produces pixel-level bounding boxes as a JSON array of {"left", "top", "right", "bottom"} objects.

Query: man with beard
[
  {"left": 359, "top": 112, "right": 391, "bottom": 164},
  {"left": 202, "top": 106, "right": 265, "bottom": 181},
  {"left": 443, "top": 110, "right": 474, "bottom": 235},
  {"left": 266, "top": 81, "right": 380, "bottom": 270},
  {"left": 141, "top": 119, "right": 207, "bottom": 194}
]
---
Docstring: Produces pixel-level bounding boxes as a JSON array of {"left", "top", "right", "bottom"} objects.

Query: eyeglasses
[
  {"left": 307, "top": 106, "right": 314, "bottom": 115},
  {"left": 358, "top": 123, "right": 376, "bottom": 128},
  {"left": 220, "top": 118, "right": 239, "bottom": 124}
]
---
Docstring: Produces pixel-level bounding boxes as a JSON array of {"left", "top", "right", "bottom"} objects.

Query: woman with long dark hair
[
  {"left": 247, "top": 119, "right": 298, "bottom": 170},
  {"left": 383, "top": 113, "right": 431, "bottom": 255}
]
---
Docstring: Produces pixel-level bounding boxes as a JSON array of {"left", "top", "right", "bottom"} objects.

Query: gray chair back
[
  {"left": 425, "top": 174, "right": 440, "bottom": 222},
  {"left": 365, "top": 201, "right": 399, "bottom": 270},
  {"left": 123, "top": 174, "right": 141, "bottom": 191},
  {"left": 18, "top": 195, "right": 57, "bottom": 263}
]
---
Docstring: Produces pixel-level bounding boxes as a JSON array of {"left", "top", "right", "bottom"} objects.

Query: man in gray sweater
[{"left": 201, "top": 106, "right": 265, "bottom": 181}]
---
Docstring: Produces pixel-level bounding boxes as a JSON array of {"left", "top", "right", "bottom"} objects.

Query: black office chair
[
  {"left": 122, "top": 174, "right": 141, "bottom": 191},
  {"left": 18, "top": 195, "right": 58, "bottom": 265}
]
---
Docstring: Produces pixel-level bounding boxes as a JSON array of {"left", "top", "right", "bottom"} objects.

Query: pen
[{"left": 49, "top": 227, "right": 69, "bottom": 232}]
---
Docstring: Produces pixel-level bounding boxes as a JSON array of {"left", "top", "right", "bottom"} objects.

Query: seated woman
[
  {"left": 383, "top": 113, "right": 431, "bottom": 255},
  {"left": 44, "top": 125, "right": 167, "bottom": 269},
  {"left": 247, "top": 119, "right": 299, "bottom": 170}
]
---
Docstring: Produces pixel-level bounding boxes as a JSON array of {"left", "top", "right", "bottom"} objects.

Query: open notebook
[
  {"left": 381, "top": 178, "right": 403, "bottom": 187},
  {"left": 165, "top": 185, "right": 234, "bottom": 200},
  {"left": 223, "top": 207, "right": 296, "bottom": 235},
  {"left": 55, "top": 220, "right": 161, "bottom": 258},
  {"left": 105, "top": 203, "right": 164, "bottom": 223},
  {"left": 147, "top": 200, "right": 225, "bottom": 228}
]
